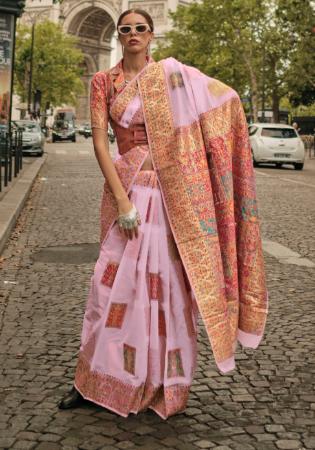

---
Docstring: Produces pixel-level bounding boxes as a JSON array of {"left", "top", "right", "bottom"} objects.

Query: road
[{"left": 0, "top": 137, "right": 314, "bottom": 450}]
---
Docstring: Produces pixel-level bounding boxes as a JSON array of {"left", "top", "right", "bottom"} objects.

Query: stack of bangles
[{"left": 117, "top": 204, "right": 141, "bottom": 229}]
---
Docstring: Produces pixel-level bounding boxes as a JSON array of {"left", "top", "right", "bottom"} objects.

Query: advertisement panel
[{"left": 0, "top": 13, "right": 14, "bottom": 126}]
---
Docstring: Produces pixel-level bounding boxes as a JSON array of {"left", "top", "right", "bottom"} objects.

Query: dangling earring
[
  {"left": 147, "top": 41, "right": 151, "bottom": 56},
  {"left": 122, "top": 44, "right": 125, "bottom": 56}
]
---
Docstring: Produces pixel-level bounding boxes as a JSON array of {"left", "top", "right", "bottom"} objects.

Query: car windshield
[
  {"left": 15, "top": 122, "right": 41, "bottom": 133},
  {"left": 261, "top": 128, "right": 297, "bottom": 139},
  {"left": 54, "top": 121, "right": 73, "bottom": 130}
]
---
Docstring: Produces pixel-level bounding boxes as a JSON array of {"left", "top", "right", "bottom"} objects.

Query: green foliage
[
  {"left": 14, "top": 20, "right": 84, "bottom": 108},
  {"left": 153, "top": 0, "right": 315, "bottom": 118}
]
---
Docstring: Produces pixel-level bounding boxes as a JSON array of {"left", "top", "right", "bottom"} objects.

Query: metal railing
[{"left": 0, "top": 129, "right": 23, "bottom": 192}]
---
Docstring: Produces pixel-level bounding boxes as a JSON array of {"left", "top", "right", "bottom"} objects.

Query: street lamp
[
  {"left": 22, "top": 7, "right": 52, "bottom": 118},
  {"left": 27, "top": 22, "right": 35, "bottom": 115}
]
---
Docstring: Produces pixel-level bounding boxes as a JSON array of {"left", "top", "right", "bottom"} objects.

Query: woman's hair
[{"left": 117, "top": 9, "right": 154, "bottom": 32}]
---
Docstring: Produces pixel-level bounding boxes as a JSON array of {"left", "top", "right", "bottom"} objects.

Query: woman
[{"left": 59, "top": 9, "right": 268, "bottom": 419}]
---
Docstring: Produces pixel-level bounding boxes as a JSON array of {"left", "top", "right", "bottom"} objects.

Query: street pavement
[{"left": 0, "top": 137, "right": 314, "bottom": 450}]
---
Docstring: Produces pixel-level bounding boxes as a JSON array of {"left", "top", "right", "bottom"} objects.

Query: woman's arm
[{"left": 92, "top": 128, "right": 138, "bottom": 239}]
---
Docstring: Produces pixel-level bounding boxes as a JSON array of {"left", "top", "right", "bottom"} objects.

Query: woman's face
[{"left": 118, "top": 13, "right": 153, "bottom": 55}]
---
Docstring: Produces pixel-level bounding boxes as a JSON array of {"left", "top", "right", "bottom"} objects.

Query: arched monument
[{"left": 61, "top": 1, "right": 119, "bottom": 121}]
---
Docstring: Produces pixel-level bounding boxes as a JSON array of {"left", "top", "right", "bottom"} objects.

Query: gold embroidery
[
  {"left": 105, "top": 303, "right": 127, "bottom": 328},
  {"left": 101, "top": 262, "right": 119, "bottom": 287},
  {"left": 158, "top": 310, "right": 166, "bottom": 337},
  {"left": 75, "top": 354, "right": 191, "bottom": 418},
  {"left": 149, "top": 273, "right": 162, "bottom": 300},
  {"left": 167, "top": 349, "right": 185, "bottom": 378},
  {"left": 208, "top": 79, "right": 230, "bottom": 97},
  {"left": 170, "top": 71, "right": 184, "bottom": 89},
  {"left": 124, "top": 343, "right": 136, "bottom": 375},
  {"left": 110, "top": 81, "right": 138, "bottom": 122}
]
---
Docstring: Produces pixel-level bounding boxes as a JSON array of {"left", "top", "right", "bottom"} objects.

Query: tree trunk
[
  {"left": 242, "top": 54, "right": 259, "bottom": 122},
  {"left": 272, "top": 90, "right": 280, "bottom": 123},
  {"left": 250, "top": 71, "right": 259, "bottom": 122}
]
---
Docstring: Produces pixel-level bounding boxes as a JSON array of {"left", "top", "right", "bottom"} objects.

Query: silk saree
[{"left": 74, "top": 57, "right": 268, "bottom": 418}]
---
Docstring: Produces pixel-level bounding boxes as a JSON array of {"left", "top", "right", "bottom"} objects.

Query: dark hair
[{"left": 117, "top": 9, "right": 154, "bottom": 32}]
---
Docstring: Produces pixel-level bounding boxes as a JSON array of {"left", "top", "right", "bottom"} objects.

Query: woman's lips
[{"left": 128, "top": 39, "right": 140, "bottom": 45}]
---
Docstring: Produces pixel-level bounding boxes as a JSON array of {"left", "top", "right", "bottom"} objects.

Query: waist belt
[{"left": 112, "top": 122, "right": 148, "bottom": 155}]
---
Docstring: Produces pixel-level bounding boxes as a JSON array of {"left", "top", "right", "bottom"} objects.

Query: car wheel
[
  {"left": 294, "top": 163, "right": 304, "bottom": 171},
  {"left": 72, "top": 136, "right": 76, "bottom": 142},
  {"left": 251, "top": 149, "right": 259, "bottom": 167},
  {"left": 275, "top": 163, "right": 282, "bottom": 168},
  {"left": 52, "top": 135, "right": 56, "bottom": 143}
]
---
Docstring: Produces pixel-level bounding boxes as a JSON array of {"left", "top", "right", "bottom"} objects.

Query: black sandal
[{"left": 58, "top": 386, "right": 84, "bottom": 410}]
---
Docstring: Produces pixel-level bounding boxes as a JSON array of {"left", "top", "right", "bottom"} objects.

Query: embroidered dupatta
[{"left": 100, "top": 57, "right": 268, "bottom": 374}]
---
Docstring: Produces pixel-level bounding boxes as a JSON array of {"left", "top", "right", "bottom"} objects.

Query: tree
[
  {"left": 154, "top": 0, "right": 268, "bottom": 120},
  {"left": 261, "top": 0, "right": 315, "bottom": 121},
  {"left": 153, "top": 0, "right": 315, "bottom": 122},
  {"left": 14, "top": 20, "right": 84, "bottom": 111},
  {"left": 286, "top": 5, "right": 315, "bottom": 107}
]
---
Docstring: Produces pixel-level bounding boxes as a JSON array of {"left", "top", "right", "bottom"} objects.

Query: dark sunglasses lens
[
  {"left": 120, "top": 26, "right": 131, "bottom": 34},
  {"left": 136, "top": 25, "right": 149, "bottom": 33}
]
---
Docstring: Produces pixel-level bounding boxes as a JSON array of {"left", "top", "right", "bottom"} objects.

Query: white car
[{"left": 249, "top": 123, "right": 305, "bottom": 170}]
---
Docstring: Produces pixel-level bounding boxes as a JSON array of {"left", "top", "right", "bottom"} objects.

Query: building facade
[{"left": 21, "top": 0, "right": 191, "bottom": 122}]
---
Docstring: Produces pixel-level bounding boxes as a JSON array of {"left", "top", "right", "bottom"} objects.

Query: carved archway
[{"left": 63, "top": 1, "right": 118, "bottom": 122}]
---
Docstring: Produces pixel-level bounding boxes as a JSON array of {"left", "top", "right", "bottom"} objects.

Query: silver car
[{"left": 13, "top": 120, "right": 45, "bottom": 156}]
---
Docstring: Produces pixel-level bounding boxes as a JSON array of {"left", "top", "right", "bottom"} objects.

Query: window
[
  {"left": 261, "top": 128, "right": 297, "bottom": 139},
  {"left": 249, "top": 126, "right": 258, "bottom": 136}
]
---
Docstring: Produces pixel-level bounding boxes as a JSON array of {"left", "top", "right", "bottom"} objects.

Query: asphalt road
[{"left": 0, "top": 137, "right": 314, "bottom": 450}]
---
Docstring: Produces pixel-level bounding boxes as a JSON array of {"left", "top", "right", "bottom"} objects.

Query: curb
[{"left": 0, "top": 154, "right": 47, "bottom": 255}]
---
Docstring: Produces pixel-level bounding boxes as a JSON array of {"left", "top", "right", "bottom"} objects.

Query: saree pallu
[{"left": 75, "top": 170, "right": 198, "bottom": 419}]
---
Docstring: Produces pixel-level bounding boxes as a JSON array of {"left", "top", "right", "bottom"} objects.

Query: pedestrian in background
[
  {"left": 59, "top": 8, "right": 268, "bottom": 419},
  {"left": 292, "top": 122, "right": 301, "bottom": 133}
]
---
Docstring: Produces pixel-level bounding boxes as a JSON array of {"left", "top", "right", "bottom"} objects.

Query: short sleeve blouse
[{"left": 90, "top": 72, "right": 109, "bottom": 131}]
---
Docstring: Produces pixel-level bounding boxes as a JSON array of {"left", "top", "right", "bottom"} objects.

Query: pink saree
[
  {"left": 74, "top": 59, "right": 198, "bottom": 419},
  {"left": 74, "top": 57, "right": 268, "bottom": 419}
]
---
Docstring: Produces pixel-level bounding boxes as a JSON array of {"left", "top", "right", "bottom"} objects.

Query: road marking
[
  {"left": 55, "top": 149, "right": 66, "bottom": 155},
  {"left": 255, "top": 170, "right": 270, "bottom": 177},
  {"left": 262, "top": 240, "right": 315, "bottom": 267},
  {"left": 255, "top": 170, "right": 315, "bottom": 188},
  {"left": 278, "top": 177, "right": 315, "bottom": 188}
]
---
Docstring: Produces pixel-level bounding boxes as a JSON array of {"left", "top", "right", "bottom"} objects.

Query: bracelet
[{"left": 117, "top": 204, "right": 141, "bottom": 229}]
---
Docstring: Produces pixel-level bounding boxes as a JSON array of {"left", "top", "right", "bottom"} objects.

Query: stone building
[{"left": 21, "top": 0, "right": 191, "bottom": 122}]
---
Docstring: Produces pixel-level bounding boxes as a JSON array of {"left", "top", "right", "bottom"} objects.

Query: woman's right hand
[{"left": 117, "top": 198, "right": 140, "bottom": 240}]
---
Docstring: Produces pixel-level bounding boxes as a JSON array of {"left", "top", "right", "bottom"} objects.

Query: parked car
[
  {"left": 78, "top": 123, "right": 115, "bottom": 143},
  {"left": 80, "top": 124, "right": 92, "bottom": 139},
  {"left": 52, "top": 120, "right": 76, "bottom": 143},
  {"left": 13, "top": 120, "right": 45, "bottom": 156},
  {"left": 249, "top": 123, "right": 305, "bottom": 170}
]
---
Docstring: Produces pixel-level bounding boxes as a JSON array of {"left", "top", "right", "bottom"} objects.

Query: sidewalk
[{"left": 0, "top": 155, "right": 47, "bottom": 254}]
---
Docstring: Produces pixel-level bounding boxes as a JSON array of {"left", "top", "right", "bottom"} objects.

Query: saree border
[{"left": 75, "top": 353, "right": 190, "bottom": 419}]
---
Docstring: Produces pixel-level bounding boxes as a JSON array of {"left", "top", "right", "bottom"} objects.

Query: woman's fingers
[{"left": 119, "top": 224, "right": 139, "bottom": 240}]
